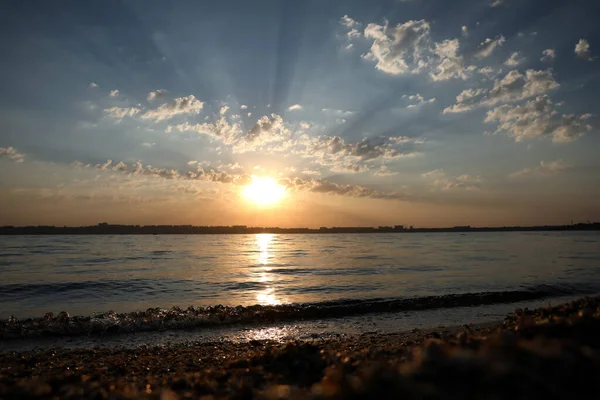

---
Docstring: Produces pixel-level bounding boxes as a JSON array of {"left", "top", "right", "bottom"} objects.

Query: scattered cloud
[
  {"left": 147, "top": 89, "right": 167, "bottom": 101},
  {"left": 141, "top": 95, "right": 204, "bottom": 122},
  {"left": 510, "top": 160, "right": 569, "bottom": 177},
  {"left": 374, "top": 165, "right": 398, "bottom": 176},
  {"left": 340, "top": 15, "right": 360, "bottom": 29},
  {"left": 109, "top": 89, "right": 119, "bottom": 97},
  {"left": 422, "top": 169, "right": 482, "bottom": 190},
  {"left": 219, "top": 106, "right": 230, "bottom": 115},
  {"left": 473, "top": 36, "right": 506, "bottom": 59},
  {"left": 403, "top": 93, "right": 436, "bottom": 108},
  {"left": 443, "top": 68, "right": 559, "bottom": 113},
  {"left": 490, "top": 0, "right": 504, "bottom": 7},
  {"left": 461, "top": 25, "right": 469, "bottom": 37},
  {"left": 322, "top": 109, "right": 355, "bottom": 117},
  {"left": 540, "top": 49, "right": 556, "bottom": 62},
  {"left": 575, "top": 39, "right": 593, "bottom": 61},
  {"left": 240, "top": 105, "right": 248, "bottom": 110},
  {"left": 104, "top": 106, "right": 141, "bottom": 120},
  {"left": 89, "top": 82, "right": 98, "bottom": 88},
  {"left": 0, "top": 146, "right": 25, "bottom": 162},
  {"left": 504, "top": 51, "right": 524, "bottom": 67},
  {"left": 362, "top": 19, "right": 432, "bottom": 75},
  {"left": 485, "top": 95, "right": 593, "bottom": 143},
  {"left": 288, "top": 104, "right": 303, "bottom": 111},
  {"left": 141, "top": 142, "right": 156, "bottom": 148},
  {"left": 430, "top": 39, "right": 475, "bottom": 81}
]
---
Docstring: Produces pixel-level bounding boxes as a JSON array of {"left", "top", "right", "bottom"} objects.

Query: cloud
[
  {"left": 141, "top": 142, "right": 156, "bottom": 148},
  {"left": 89, "top": 82, "right": 98, "bottom": 88},
  {"left": 485, "top": 95, "right": 593, "bottom": 143},
  {"left": 219, "top": 106, "right": 230, "bottom": 115},
  {"left": 422, "top": 169, "right": 483, "bottom": 190},
  {"left": 288, "top": 104, "right": 303, "bottom": 111},
  {"left": 240, "top": 105, "right": 248, "bottom": 110},
  {"left": 461, "top": 25, "right": 469, "bottom": 37},
  {"left": 362, "top": 19, "right": 432, "bottom": 75},
  {"left": 403, "top": 93, "right": 437, "bottom": 108},
  {"left": 109, "top": 89, "right": 119, "bottom": 97},
  {"left": 104, "top": 106, "right": 141, "bottom": 120},
  {"left": 167, "top": 117, "right": 243, "bottom": 146},
  {"left": 374, "top": 165, "right": 398, "bottom": 176},
  {"left": 575, "top": 39, "right": 593, "bottom": 61},
  {"left": 504, "top": 51, "right": 524, "bottom": 67},
  {"left": 0, "top": 146, "right": 25, "bottom": 162},
  {"left": 322, "top": 108, "right": 355, "bottom": 117},
  {"left": 95, "top": 160, "right": 113, "bottom": 170},
  {"left": 279, "top": 176, "right": 405, "bottom": 200},
  {"left": 490, "top": 0, "right": 504, "bottom": 6},
  {"left": 473, "top": 36, "right": 506, "bottom": 59},
  {"left": 147, "top": 89, "right": 167, "bottom": 101},
  {"left": 340, "top": 15, "right": 360, "bottom": 29},
  {"left": 510, "top": 160, "right": 569, "bottom": 177},
  {"left": 429, "top": 39, "right": 475, "bottom": 81},
  {"left": 443, "top": 68, "right": 559, "bottom": 114},
  {"left": 540, "top": 49, "right": 556, "bottom": 62},
  {"left": 141, "top": 95, "right": 204, "bottom": 122},
  {"left": 75, "top": 157, "right": 405, "bottom": 201}
]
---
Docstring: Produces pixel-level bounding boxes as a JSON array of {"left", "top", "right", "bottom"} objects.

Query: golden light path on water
[{"left": 254, "top": 233, "right": 281, "bottom": 305}]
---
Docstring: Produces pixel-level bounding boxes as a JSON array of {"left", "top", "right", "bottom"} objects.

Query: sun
[{"left": 243, "top": 176, "right": 286, "bottom": 206}]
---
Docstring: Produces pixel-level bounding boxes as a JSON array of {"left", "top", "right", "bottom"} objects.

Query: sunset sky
[{"left": 1, "top": 0, "right": 599, "bottom": 228}]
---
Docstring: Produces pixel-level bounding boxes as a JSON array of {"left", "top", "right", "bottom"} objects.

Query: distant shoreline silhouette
[{"left": 1, "top": 222, "right": 598, "bottom": 235}]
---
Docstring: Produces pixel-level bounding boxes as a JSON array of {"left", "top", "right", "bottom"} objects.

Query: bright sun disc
[{"left": 243, "top": 176, "right": 286, "bottom": 206}]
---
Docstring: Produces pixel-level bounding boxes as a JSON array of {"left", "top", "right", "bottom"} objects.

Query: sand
[{"left": 2, "top": 295, "right": 600, "bottom": 399}]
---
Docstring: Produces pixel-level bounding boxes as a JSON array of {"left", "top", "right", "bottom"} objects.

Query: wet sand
[{"left": 2, "top": 295, "right": 600, "bottom": 399}]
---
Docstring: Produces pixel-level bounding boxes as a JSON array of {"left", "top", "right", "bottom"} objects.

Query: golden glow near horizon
[{"left": 242, "top": 175, "right": 286, "bottom": 206}]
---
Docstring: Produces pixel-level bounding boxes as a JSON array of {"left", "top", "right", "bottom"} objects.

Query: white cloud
[
  {"left": 104, "top": 106, "right": 141, "bottom": 120},
  {"left": 141, "top": 142, "right": 156, "bottom": 148},
  {"left": 485, "top": 95, "right": 593, "bottom": 143},
  {"left": 429, "top": 38, "right": 474, "bottom": 81},
  {"left": 504, "top": 51, "right": 524, "bottom": 67},
  {"left": 443, "top": 68, "right": 559, "bottom": 114},
  {"left": 510, "top": 160, "right": 569, "bottom": 177},
  {"left": 490, "top": 0, "right": 504, "bottom": 7},
  {"left": 240, "top": 105, "right": 248, "bottom": 110},
  {"left": 473, "top": 36, "right": 506, "bottom": 59},
  {"left": 89, "top": 82, "right": 98, "bottom": 88},
  {"left": 347, "top": 29, "right": 361, "bottom": 39},
  {"left": 461, "top": 25, "right": 469, "bottom": 37},
  {"left": 422, "top": 169, "right": 482, "bottom": 190},
  {"left": 322, "top": 108, "right": 355, "bottom": 117},
  {"left": 147, "top": 89, "right": 167, "bottom": 101},
  {"left": 340, "top": 15, "right": 360, "bottom": 29},
  {"left": 403, "top": 93, "right": 437, "bottom": 108},
  {"left": 363, "top": 19, "right": 432, "bottom": 75},
  {"left": 575, "top": 39, "right": 593, "bottom": 61},
  {"left": 109, "top": 89, "right": 120, "bottom": 97},
  {"left": 167, "top": 117, "right": 243, "bottom": 146},
  {"left": 344, "top": 43, "right": 354, "bottom": 50},
  {"left": 219, "top": 106, "right": 230, "bottom": 115},
  {"left": 374, "top": 165, "right": 398, "bottom": 176},
  {"left": 288, "top": 104, "right": 303, "bottom": 111},
  {"left": 0, "top": 146, "right": 25, "bottom": 162},
  {"left": 141, "top": 95, "right": 204, "bottom": 122},
  {"left": 541, "top": 49, "right": 556, "bottom": 62}
]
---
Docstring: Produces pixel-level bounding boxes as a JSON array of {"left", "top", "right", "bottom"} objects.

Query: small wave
[{"left": 1, "top": 283, "right": 596, "bottom": 340}]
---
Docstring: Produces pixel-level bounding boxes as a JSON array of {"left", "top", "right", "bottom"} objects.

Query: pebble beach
[{"left": 2, "top": 295, "right": 600, "bottom": 399}]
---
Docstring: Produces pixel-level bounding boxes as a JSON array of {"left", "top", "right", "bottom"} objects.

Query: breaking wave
[{"left": 1, "top": 283, "right": 596, "bottom": 340}]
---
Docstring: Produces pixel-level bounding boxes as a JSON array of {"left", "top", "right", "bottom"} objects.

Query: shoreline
[{"left": 2, "top": 296, "right": 600, "bottom": 399}]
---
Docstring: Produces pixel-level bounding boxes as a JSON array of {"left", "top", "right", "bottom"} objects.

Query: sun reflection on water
[{"left": 254, "top": 234, "right": 281, "bottom": 305}]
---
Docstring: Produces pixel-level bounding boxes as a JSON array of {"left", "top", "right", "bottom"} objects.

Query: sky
[{"left": 0, "top": 0, "right": 599, "bottom": 228}]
